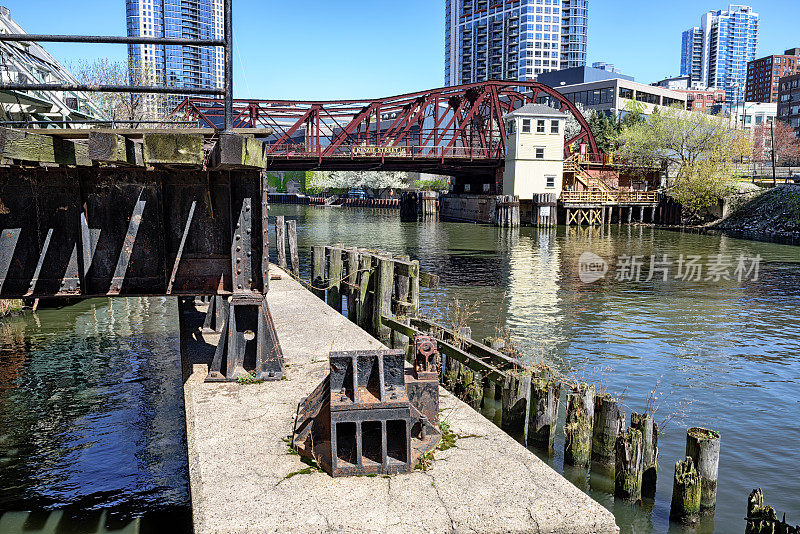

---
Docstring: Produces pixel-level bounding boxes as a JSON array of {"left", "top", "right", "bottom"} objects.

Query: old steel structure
[
  {"left": 0, "top": 1, "right": 287, "bottom": 382},
  {"left": 174, "top": 80, "right": 600, "bottom": 179}
]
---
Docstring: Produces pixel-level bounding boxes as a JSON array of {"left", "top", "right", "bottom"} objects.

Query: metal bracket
[
  {"left": 205, "top": 293, "right": 284, "bottom": 382},
  {"left": 202, "top": 294, "right": 229, "bottom": 333}
]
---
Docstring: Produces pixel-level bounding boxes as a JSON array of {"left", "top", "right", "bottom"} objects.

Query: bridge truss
[{"left": 174, "top": 81, "right": 600, "bottom": 177}]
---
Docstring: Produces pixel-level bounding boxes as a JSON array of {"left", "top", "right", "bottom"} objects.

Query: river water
[
  {"left": 0, "top": 204, "right": 797, "bottom": 533},
  {"left": 0, "top": 298, "right": 190, "bottom": 533}
]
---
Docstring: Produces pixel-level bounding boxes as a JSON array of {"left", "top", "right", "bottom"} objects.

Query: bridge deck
[{"left": 180, "top": 265, "right": 618, "bottom": 534}]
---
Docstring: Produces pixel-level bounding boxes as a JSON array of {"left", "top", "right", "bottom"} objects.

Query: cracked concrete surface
[{"left": 182, "top": 266, "right": 619, "bottom": 534}]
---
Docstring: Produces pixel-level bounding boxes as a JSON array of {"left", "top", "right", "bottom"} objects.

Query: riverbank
[
  {"left": 180, "top": 265, "right": 619, "bottom": 534},
  {"left": 710, "top": 185, "right": 800, "bottom": 242}
]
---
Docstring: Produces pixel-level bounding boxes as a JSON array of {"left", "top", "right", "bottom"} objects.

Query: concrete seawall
[{"left": 181, "top": 266, "right": 619, "bottom": 533}]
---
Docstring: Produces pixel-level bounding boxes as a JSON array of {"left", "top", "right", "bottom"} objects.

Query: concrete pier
[{"left": 181, "top": 266, "right": 619, "bottom": 534}]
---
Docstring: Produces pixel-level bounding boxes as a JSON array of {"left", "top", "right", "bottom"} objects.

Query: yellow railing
[{"left": 561, "top": 190, "right": 660, "bottom": 204}]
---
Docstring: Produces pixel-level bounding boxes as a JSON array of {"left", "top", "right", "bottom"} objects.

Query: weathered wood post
[
  {"left": 409, "top": 260, "right": 420, "bottom": 317},
  {"left": 373, "top": 256, "right": 394, "bottom": 342},
  {"left": 631, "top": 412, "right": 658, "bottom": 496},
  {"left": 311, "top": 245, "right": 326, "bottom": 300},
  {"left": 327, "top": 247, "right": 343, "bottom": 313},
  {"left": 346, "top": 249, "right": 360, "bottom": 322},
  {"left": 482, "top": 337, "right": 504, "bottom": 422},
  {"left": 275, "top": 215, "right": 287, "bottom": 269},
  {"left": 564, "top": 383, "right": 595, "bottom": 466},
  {"left": 592, "top": 393, "right": 624, "bottom": 465},
  {"left": 670, "top": 456, "right": 701, "bottom": 524},
  {"left": 615, "top": 428, "right": 644, "bottom": 501},
  {"left": 356, "top": 252, "right": 374, "bottom": 330},
  {"left": 686, "top": 427, "right": 721, "bottom": 514},
  {"left": 527, "top": 373, "right": 561, "bottom": 451},
  {"left": 627, "top": 206, "right": 633, "bottom": 224},
  {"left": 287, "top": 219, "right": 299, "bottom": 276},
  {"left": 501, "top": 370, "right": 530, "bottom": 435},
  {"left": 391, "top": 255, "right": 411, "bottom": 350}
]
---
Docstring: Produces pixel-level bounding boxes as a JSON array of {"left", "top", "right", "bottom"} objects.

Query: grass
[
  {"left": 415, "top": 418, "right": 480, "bottom": 472},
  {"left": 236, "top": 372, "right": 264, "bottom": 385},
  {"left": 282, "top": 436, "right": 323, "bottom": 479},
  {"left": 0, "top": 299, "right": 24, "bottom": 317}
]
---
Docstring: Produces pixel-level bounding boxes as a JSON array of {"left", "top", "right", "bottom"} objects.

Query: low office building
[
  {"left": 652, "top": 76, "right": 725, "bottom": 111},
  {"left": 745, "top": 48, "right": 800, "bottom": 103},
  {"left": 732, "top": 102, "right": 777, "bottom": 130},
  {"left": 537, "top": 64, "right": 633, "bottom": 87},
  {"left": 539, "top": 78, "right": 687, "bottom": 116},
  {"left": 777, "top": 73, "right": 800, "bottom": 134}
]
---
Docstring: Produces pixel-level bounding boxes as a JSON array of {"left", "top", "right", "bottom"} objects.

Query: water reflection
[
  {"left": 0, "top": 298, "right": 190, "bottom": 533},
  {"left": 273, "top": 204, "right": 800, "bottom": 534}
]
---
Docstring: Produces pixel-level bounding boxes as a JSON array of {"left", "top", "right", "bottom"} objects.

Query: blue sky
[{"left": 2, "top": 1, "right": 796, "bottom": 100}]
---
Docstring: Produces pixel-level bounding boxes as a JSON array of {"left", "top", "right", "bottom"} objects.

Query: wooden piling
[
  {"left": 564, "top": 383, "right": 595, "bottom": 467},
  {"left": 327, "top": 247, "right": 343, "bottom": 313},
  {"left": 592, "top": 393, "right": 624, "bottom": 465},
  {"left": 631, "top": 412, "right": 658, "bottom": 496},
  {"left": 287, "top": 219, "right": 299, "bottom": 276},
  {"left": 686, "top": 427, "right": 721, "bottom": 514},
  {"left": 409, "top": 259, "right": 420, "bottom": 317},
  {"left": 275, "top": 215, "right": 286, "bottom": 269},
  {"left": 527, "top": 374, "right": 562, "bottom": 451},
  {"left": 670, "top": 456, "right": 701, "bottom": 524},
  {"left": 501, "top": 371, "right": 529, "bottom": 435},
  {"left": 356, "top": 253, "right": 374, "bottom": 330},
  {"left": 374, "top": 256, "right": 394, "bottom": 342},
  {"left": 311, "top": 245, "right": 326, "bottom": 300},
  {"left": 615, "top": 428, "right": 644, "bottom": 501},
  {"left": 394, "top": 255, "right": 410, "bottom": 315},
  {"left": 346, "top": 249, "right": 360, "bottom": 322}
]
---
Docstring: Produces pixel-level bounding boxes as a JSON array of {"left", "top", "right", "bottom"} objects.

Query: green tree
[
  {"left": 587, "top": 110, "right": 619, "bottom": 153},
  {"left": 616, "top": 105, "right": 752, "bottom": 214}
]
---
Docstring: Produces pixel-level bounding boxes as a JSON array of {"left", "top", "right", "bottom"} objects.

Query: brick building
[
  {"left": 745, "top": 48, "right": 800, "bottom": 103},
  {"left": 777, "top": 73, "right": 800, "bottom": 134}
]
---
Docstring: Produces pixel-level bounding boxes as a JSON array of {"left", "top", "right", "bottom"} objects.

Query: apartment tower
[
  {"left": 679, "top": 4, "right": 759, "bottom": 105},
  {"left": 125, "top": 0, "right": 224, "bottom": 117},
  {"left": 445, "top": 0, "right": 588, "bottom": 86}
]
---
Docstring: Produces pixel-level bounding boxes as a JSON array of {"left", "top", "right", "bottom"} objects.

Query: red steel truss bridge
[{"left": 174, "top": 80, "right": 600, "bottom": 178}]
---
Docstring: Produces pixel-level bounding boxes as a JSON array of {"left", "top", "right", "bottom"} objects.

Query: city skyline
[{"left": 0, "top": 1, "right": 796, "bottom": 101}]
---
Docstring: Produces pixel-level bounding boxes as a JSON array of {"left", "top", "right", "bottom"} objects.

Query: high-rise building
[
  {"left": 445, "top": 0, "right": 588, "bottom": 87},
  {"left": 679, "top": 5, "right": 759, "bottom": 106},
  {"left": 126, "top": 0, "right": 224, "bottom": 116},
  {"left": 777, "top": 73, "right": 800, "bottom": 134},
  {"left": 745, "top": 49, "right": 800, "bottom": 103}
]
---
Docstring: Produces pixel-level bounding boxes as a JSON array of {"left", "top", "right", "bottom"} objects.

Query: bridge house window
[
  {"left": 550, "top": 120, "right": 559, "bottom": 134},
  {"left": 546, "top": 175, "right": 556, "bottom": 188},
  {"left": 521, "top": 119, "right": 531, "bottom": 133},
  {"left": 536, "top": 119, "right": 546, "bottom": 133},
  {"left": 535, "top": 147, "right": 545, "bottom": 159}
]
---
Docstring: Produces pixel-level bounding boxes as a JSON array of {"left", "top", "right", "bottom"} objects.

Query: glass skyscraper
[
  {"left": 445, "top": 0, "right": 588, "bottom": 87},
  {"left": 126, "top": 0, "right": 224, "bottom": 116},
  {"left": 680, "top": 5, "right": 759, "bottom": 105}
]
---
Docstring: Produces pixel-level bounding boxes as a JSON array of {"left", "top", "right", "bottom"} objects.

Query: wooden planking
[
  {"left": 88, "top": 131, "right": 143, "bottom": 165},
  {"left": 0, "top": 127, "right": 90, "bottom": 166},
  {"left": 21, "top": 127, "right": 273, "bottom": 140},
  {"left": 213, "top": 133, "right": 267, "bottom": 169},
  {"left": 143, "top": 133, "right": 204, "bottom": 166}
]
